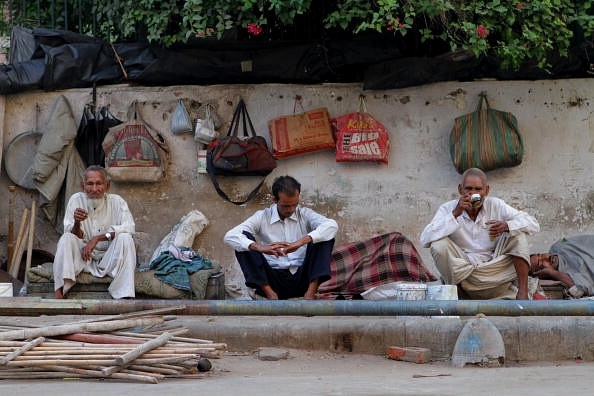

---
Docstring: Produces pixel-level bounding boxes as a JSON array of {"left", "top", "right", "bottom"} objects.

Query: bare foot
[
  {"left": 303, "top": 291, "right": 318, "bottom": 300},
  {"left": 261, "top": 284, "right": 278, "bottom": 300},
  {"left": 54, "top": 288, "right": 66, "bottom": 299},
  {"left": 265, "top": 291, "right": 279, "bottom": 300}
]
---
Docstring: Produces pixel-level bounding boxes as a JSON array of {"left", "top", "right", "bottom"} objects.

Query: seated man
[
  {"left": 224, "top": 175, "right": 338, "bottom": 300},
  {"left": 53, "top": 165, "right": 136, "bottom": 299},
  {"left": 420, "top": 168, "right": 540, "bottom": 300},
  {"left": 531, "top": 234, "right": 594, "bottom": 298}
]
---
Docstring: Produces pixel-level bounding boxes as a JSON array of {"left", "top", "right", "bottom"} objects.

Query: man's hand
[
  {"left": 81, "top": 237, "right": 99, "bottom": 261},
  {"left": 71, "top": 207, "right": 88, "bottom": 239},
  {"left": 250, "top": 242, "right": 290, "bottom": 257},
  {"left": 485, "top": 220, "right": 509, "bottom": 240},
  {"left": 452, "top": 194, "right": 473, "bottom": 217},
  {"left": 249, "top": 235, "right": 312, "bottom": 257},
  {"left": 73, "top": 207, "right": 88, "bottom": 222}
]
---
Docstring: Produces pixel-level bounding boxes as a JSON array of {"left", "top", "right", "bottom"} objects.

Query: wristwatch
[{"left": 105, "top": 232, "right": 112, "bottom": 241}]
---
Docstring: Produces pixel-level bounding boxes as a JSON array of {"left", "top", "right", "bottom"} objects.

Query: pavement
[{"left": 3, "top": 304, "right": 594, "bottom": 393}]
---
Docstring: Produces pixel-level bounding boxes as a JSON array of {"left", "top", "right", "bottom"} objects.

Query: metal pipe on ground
[{"left": 0, "top": 299, "right": 589, "bottom": 317}]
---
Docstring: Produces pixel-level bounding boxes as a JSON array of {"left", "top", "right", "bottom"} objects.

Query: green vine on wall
[{"left": 2, "top": 0, "right": 594, "bottom": 71}]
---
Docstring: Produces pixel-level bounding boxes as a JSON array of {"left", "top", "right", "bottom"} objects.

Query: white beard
[{"left": 87, "top": 197, "right": 105, "bottom": 212}]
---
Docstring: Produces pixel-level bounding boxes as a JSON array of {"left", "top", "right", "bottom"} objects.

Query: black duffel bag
[{"left": 206, "top": 98, "right": 277, "bottom": 204}]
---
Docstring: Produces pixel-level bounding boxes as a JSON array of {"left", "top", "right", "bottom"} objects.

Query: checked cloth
[{"left": 318, "top": 232, "right": 437, "bottom": 298}]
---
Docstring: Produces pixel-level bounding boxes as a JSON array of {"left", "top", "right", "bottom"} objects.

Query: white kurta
[
  {"left": 420, "top": 196, "right": 540, "bottom": 267},
  {"left": 53, "top": 192, "right": 136, "bottom": 299},
  {"left": 420, "top": 196, "right": 540, "bottom": 299},
  {"left": 223, "top": 204, "right": 338, "bottom": 271}
]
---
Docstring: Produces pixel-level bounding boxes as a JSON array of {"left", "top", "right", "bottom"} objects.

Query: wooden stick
[
  {"left": 0, "top": 346, "right": 216, "bottom": 355},
  {"left": 111, "top": 331, "right": 215, "bottom": 344},
  {"left": 8, "top": 208, "right": 28, "bottom": 278},
  {"left": 127, "top": 364, "right": 182, "bottom": 375},
  {"left": 0, "top": 337, "right": 45, "bottom": 365},
  {"left": 23, "top": 200, "right": 36, "bottom": 286},
  {"left": 7, "top": 353, "right": 197, "bottom": 362},
  {"left": 7, "top": 185, "right": 15, "bottom": 264},
  {"left": 3, "top": 358, "right": 117, "bottom": 367},
  {"left": 68, "top": 305, "right": 187, "bottom": 325},
  {"left": 57, "top": 333, "right": 146, "bottom": 344},
  {"left": 0, "top": 317, "right": 164, "bottom": 341},
  {"left": 0, "top": 372, "right": 87, "bottom": 379},
  {"left": 46, "top": 365, "right": 159, "bottom": 384},
  {"left": 102, "top": 332, "right": 172, "bottom": 376}
]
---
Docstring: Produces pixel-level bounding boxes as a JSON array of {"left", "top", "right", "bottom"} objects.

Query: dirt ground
[{"left": 1, "top": 349, "right": 593, "bottom": 395}]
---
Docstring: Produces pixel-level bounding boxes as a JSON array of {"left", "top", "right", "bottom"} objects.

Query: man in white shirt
[
  {"left": 53, "top": 165, "right": 136, "bottom": 299},
  {"left": 420, "top": 168, "right": 539, "bottom": 300},
  {"left": 224, "top": 175, "right": 338, "bottom": 300}
]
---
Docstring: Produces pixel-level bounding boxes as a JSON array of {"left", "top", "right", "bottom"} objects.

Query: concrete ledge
[{"left": 177, "top": 315, "right": 594, "bottom": 361}]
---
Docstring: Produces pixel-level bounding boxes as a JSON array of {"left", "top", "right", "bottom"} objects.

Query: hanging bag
[
  {"left": 171, "top": 99, "right": 193, "bottom": 135},
  {"left": 268, "top": 96, "right": 335, "bottom": 159},
  {"left": 449, "top": 92, "right": 523, "bottom": 174},
  {"left": 206, "top": 98, "right": 277, "bottom": 205},
  {"left": 194, "top": 103, "right": 218, "bottom": 145},
  {"left": 103, "top": 101, "right": 169, "bottom": 182},
  {"left": 332, "top": 95, "right": 390, "bottom": 164}
]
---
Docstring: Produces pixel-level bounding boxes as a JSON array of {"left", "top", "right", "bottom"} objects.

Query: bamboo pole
[
  {"left": 69, "top": 305, "right": 187, "bottom": 325},
  {"left": 7, "top": 185, "right": 15, "bottom": 264},
  {"left": 23, "top": 200, "right": 36, "bottom": 288},
  {"left": 112, "top": 331, "right": 215, "bottom": 344},
  {"left": 0, "top": 346, "right": 217, "bottom": 355},
  {"left": 0, "top": 336, "right": 45, "bottom": 365},
  {"left": 127, "top": 364, "right": 182, "bottom": 375},
  {"left": 102, "top": 332, "right": 172, "bottom": 375},
  {"left": 0, "top": 317, "right": 164, "bottom": 341},
  {"left": 46, "top": 365, "right": 159, "bottom": 384},
  {"left": 57, "top": 333, "right": 146, "bottom": 344},
  {"left": 8, "top": 208, "right": 28, "bottom": 278}
]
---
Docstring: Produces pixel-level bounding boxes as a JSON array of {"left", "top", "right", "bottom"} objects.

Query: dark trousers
[{"left": 235, "top": 232, "right": 334, "bottom": 300}]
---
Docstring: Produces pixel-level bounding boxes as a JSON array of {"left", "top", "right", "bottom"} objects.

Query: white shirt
[
  {"left": 224, "top": 204, "right": 338, "bottom": 270},
  {"left": 420, "top": 196, "right": 539, "bottom": 266},
  {"left": 64, "top": 192, "right": 136, "bottom": 259}
]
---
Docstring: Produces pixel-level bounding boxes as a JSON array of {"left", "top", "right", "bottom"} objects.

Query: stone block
[{"left": 386, "top": 346, "right": 431, "bottom": 364}]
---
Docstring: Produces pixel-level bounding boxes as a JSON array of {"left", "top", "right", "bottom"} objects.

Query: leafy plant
[{"left": 1, "top": 0, "right": 593, "bottom": 70}]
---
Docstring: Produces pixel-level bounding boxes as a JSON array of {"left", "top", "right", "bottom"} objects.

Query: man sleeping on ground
[{"left": 530, "top": 234, "right": 594, "bottom": 298}]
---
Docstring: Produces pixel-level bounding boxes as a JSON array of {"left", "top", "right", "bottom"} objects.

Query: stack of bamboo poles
[{"left": 0, "top": 306, "right": 226, "bottom": 383}]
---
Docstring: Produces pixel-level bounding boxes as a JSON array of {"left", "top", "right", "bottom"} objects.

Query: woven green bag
[{"left": 449, "top": 92, "right": 523, "bottom": 174}]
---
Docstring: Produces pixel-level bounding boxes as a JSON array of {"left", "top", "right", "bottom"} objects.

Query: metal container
[{"left": 395, "top": 283, "right": 427, "bottom": 301}]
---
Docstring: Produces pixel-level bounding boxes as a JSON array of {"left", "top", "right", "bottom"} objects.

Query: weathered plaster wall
[{"left": 1, "top": 80, "right": 593, "bottom": 295}]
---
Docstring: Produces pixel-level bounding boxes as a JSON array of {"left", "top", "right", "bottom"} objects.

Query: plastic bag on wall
[{"left": 171, "top": 99, "right": 193, "bottom": 135}]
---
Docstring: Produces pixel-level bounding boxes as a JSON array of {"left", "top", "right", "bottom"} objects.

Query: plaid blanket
[{"left": 318, "top": 232, "right": 437, "bottom": 298}]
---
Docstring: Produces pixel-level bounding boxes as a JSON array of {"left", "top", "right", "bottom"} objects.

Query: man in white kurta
[
  {"left": 420, "top": 168, "right": 539, "bottom": 299},
  {"left": 53, "top": 166, "right": 136, "bottom": 299}
]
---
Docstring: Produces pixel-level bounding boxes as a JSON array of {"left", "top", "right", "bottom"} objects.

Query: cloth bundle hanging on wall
[{"left": 449, "top": 92, "right": 524, "bottom": 173}]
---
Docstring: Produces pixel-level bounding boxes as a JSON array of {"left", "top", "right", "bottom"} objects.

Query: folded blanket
[
  {"left": 318, "top": 232, "right": 437, "bottom": 297},
  {"left": 28, "top": 260, "right": 221, "bottom": 299},
  {"left": 148, "top": 246, "right": 213, "bottom": 291}
]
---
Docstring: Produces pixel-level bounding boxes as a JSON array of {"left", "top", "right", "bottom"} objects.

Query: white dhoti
[
  {"left": 53, "top": 232, "right": 136, "bottom": 299},
  {"left": 429, "top": 233, "right": 537, "bottom": 299}
]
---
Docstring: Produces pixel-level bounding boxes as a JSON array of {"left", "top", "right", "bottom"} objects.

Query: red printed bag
[{"left": 332, "top": 95, "right": 390, "bottom": 164}]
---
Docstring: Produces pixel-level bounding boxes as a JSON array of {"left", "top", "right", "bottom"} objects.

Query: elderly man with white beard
[{"left": 53, "top": 165, "right": 136, "bottom": 299}]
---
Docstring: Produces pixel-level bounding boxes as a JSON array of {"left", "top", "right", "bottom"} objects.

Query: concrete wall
[{"left": 1, "top": 80, "right": 593, "bottom": 296}]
